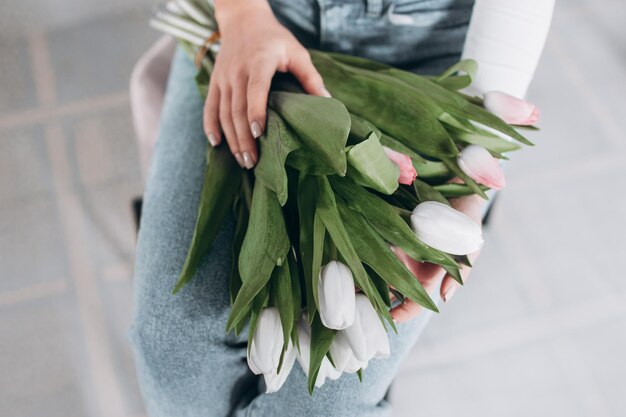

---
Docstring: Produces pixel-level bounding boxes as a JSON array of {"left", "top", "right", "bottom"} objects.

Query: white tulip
[
  {"left": 329, "top": 330, "right": 367, "bottom": 373},
  {"left": 354, "top": 294, "right": 390, "bottom": 359},
  {"left": 247, "top": 307, "right": 284, "bottom": 375},
  {"left": 317, "top": 261, "right": 356, "bottom": 330},
  {"left": 263, "top": 341, "right": 297, "bottom": 393},
  {"left": 411, "top": 201, "right": 483, "bottom": 255},
  {"left": 338, "top": 307, "right": 368, "bottom": 362},
  {"left": 334, "top": 294, "right": 389, "bottom": 375},
  {"left": 296, "top": 319, "right": 342, "bottom": 388}
]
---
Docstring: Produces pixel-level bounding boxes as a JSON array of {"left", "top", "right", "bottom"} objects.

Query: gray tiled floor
[{"left": 1, "top": 1, "right": 625, "bottom": 417}]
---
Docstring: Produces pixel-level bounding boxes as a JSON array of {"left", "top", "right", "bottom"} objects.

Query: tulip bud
[
  {"left": 483, "top": 91, "right": 540, "bottom": 126},
  {"left": 318, "top": 261, "right": 356, "bottom": 330},
  {"left": 296, "top": 319, "right": 342, "bottom": 388},
  {"left": 247, "top": 307, "right": 284, "bottom": 375},
  {"left": 355, "top": 294, "right": 390, "bottom": 359},
  {"left": 340, "top": 294, "right": 390, "bottom": 368},
  {"left": 337, "top": 307, "right": 368, "bottom": 362},
  {"left": 411, "top": 201, "right": 483, "bottom": 255},
  {"left": 383, "top": 147, "right": 417, "bottom": 185},
  {"left": 263, "top": 341, "right": 297, "bottom": 393},
  {"left": 458, "top": 145, "right": 506, "bottom": 190},
  {"left": 329, "top": 330, "right": 368, "bottom": 373}
]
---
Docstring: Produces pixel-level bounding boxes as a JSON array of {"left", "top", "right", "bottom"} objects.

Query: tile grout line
[
  {"left": 28, "top": 32, "right": 129, "bottom": 417},
  {"left": 0, "top": 279, "right": 67, "bottom": 308},
  {"left": 0, "top": 91, "right": 129, "bottom": 131}
]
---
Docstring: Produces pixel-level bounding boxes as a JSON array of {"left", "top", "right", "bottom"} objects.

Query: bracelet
[{"left": 195, "top": 31, "right": 221, "bottom": 68}]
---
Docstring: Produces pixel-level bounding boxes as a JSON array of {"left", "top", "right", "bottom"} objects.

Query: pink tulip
[
  {"left": 383, "top": 147, "right": 417, "bottom": 185},
  {"left": 458, "top": 145, "right": 506, "bottom": 190},
  {"left": 483, "top": 91, "right": 540, "bottom": 126}
]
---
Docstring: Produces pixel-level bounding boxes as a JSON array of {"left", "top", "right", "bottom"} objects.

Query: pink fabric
[{"left": 130, "top": 36, "right": 176, "bottom": 181}]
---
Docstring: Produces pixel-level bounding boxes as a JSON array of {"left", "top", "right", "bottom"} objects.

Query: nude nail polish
[
  {"left": 234, "top": 153, "right": 244, "bottom": 167},
  {"left": 320, "top": 86, "right": 332, "bottom": 98},
  {"left": 242, "top": 152, "right": 255, "bottom": 169},
  {"left": 208, "top": 133, "right": 218, "bottom": 147},
  {"left": 442, "top": 285, "right": 457, "bottom": 302},
  {"left": 250, "top": 121, "right": 263, "bottom": 139}
]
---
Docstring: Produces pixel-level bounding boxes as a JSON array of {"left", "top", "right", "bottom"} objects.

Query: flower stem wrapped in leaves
[{"left": 151, "top": 0, "right": 538, "bottom": 395}]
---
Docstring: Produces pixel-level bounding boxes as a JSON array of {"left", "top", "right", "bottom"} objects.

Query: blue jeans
[{"left": 130, "top": 1, "right": 475, "bottom": 416}]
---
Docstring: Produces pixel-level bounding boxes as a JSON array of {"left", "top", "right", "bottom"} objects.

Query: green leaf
[
  {"left": 349, "top": 112, "right": 381, "bottom": 142},
  {"left": 413, "top": 178, "right": 450, "bottom": 205},
  {"left": 311, "top": 210, "right": 325, "bottom": 322},
  {"left": 229, "top": 180, "right": 249, "bottom": 303},
  {"left": 337, "top": 204, "right": 438, "bottom": 312},
  {"left": 434, "top": 183, "right": 489, "bottom": 198},
  {"left": 412, "top": 159, "right": 453, "bottom": 180},
  {"left": 378, "top": 64, "right": 533, "bottom": 146},
  {"left": 227, "top": 182, "right": 291, "bottom": 332},
  {"left": 247, "top": 284, "right": 270, "bottom": 351},
  {"left": 255, "top": 109, "right": 301, "bottom": 205},
  {"left": 330, "top": 176, "right": 455, "bottom": 267},
  {"left": 310, "top": 51, "right": 460, "bottom": 159},
  {"left": 442, "top": 123, "right": 522, "bottom": 154},
  {"left": 174, "top": 145, "right": 241, "bottom": 294},
  {"left": 272, "top": 261, "right": 294, "bottom": 348},
  {"left": 297, "top": 175, "right": 325, "bottom": 321},
  {"left": 287, "top": 252, "right": 302, "bottom": 343},
  {"left": 194, "top": 65, "right": 209, "bottom": 99},
  {"left": 366, "top": 265, "right": 391, "bottom": 308},
  {"left": 434, "top": 59, "right": 478, "bottom": 91},
  {"left": 346, "top": 132, "right": 400, "bottom": 195},
  {"left": 379, "top": 134, "right": 427, "bottom": 164},
  {"left": 269, "top": 91, "right": 350, "bottom": 176},
  {"left": 314, "top": 176, "right": 386, "bottom": 315},
  {"left": 308, "top": 314, "right": 337, "bottom": 394}
]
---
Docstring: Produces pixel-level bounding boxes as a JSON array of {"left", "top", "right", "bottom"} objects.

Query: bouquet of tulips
[{"left": 151, "top": 0, "right": 539, "bottom": 394}]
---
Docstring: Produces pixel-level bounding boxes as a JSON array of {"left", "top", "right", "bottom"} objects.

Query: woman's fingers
[
  {"left": 203, "top": 81, "right": 222, "bottom": 147},
  {"left": 247, "top": 63, "right": 275, "bottom": 140},
  {"left": 440, "top": 253, "right": 477, "bottom": 302},
  {"left": 205, "top": 47, "right": 328, "bottom": 166},
  {"left": 218, "top": 86, "right": 244, "bottom": 167},
  {"left": 390, "top": 301, "right": 423, "bottom": 324},
  {"left": 231, "top": 74, "right": 257, "bottom": 169},
  {"left": 390, "top": 246, "right": 447, "bottom": 323},
  {"left": 289, "top": 49, "right": 330, "bottom": 97}
]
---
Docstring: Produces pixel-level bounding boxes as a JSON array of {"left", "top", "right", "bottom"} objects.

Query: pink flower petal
[
  {"left": 484, "top": 91, "right": 540, "bottom": 126},
  {"left": 458, "top": 145, "right": 506, "bottom": 190},
  {"left": 383, "top": 147, "right": 417, "bottom": 185}
]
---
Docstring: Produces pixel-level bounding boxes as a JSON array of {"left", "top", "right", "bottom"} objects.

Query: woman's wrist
[{"left": 214, "top": 0, "right": 275, "bottom": 33}]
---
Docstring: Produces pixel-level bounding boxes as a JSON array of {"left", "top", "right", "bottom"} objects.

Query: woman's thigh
[
  {"left": 129, "top": 48, "right": 251, "bottom": 417},
  {"left": 235, "top": 306, "right": 439, "bottom": 417}
]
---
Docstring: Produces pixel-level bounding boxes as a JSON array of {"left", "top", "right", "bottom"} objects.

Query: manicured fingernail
[
  {"left": 234, "top": 152, "right": 244, "bottom": 167},
  {"left": 320, "top": 86, "right": 332, "bottom": 98},
  {"left": 250, "top": 121, "right": 263, "bottom": 139},
  {"left": 208, "top": 133, "right": 218, "bottom": 147},
  {"left": 442, "top": 285, "right": 457, "bottom": 302},
  {"left": 242, "top": 152, "right": 255, "bottom": 169},
  {"left": 392, "top": 318, "right": 398, "bottom": 324}
]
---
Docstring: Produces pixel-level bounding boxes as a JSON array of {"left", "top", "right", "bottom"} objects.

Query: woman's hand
[
  {"left": 391, "top": 193, "right": 487, "bottom": 323},
  {"left": 205, "top": 0, "right": 329, "bottom": 168}
]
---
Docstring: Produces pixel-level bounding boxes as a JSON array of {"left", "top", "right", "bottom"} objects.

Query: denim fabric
[
  {"left": 271, "top": 0, "right": 475, "bottom": 74},
  {"left": 130, "top": 2, "right": 474, "bottom": 416}
]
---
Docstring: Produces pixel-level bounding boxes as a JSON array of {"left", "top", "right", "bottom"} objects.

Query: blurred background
[{"left": 1, "top": 0, "right": 625, "bottom": 416}]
